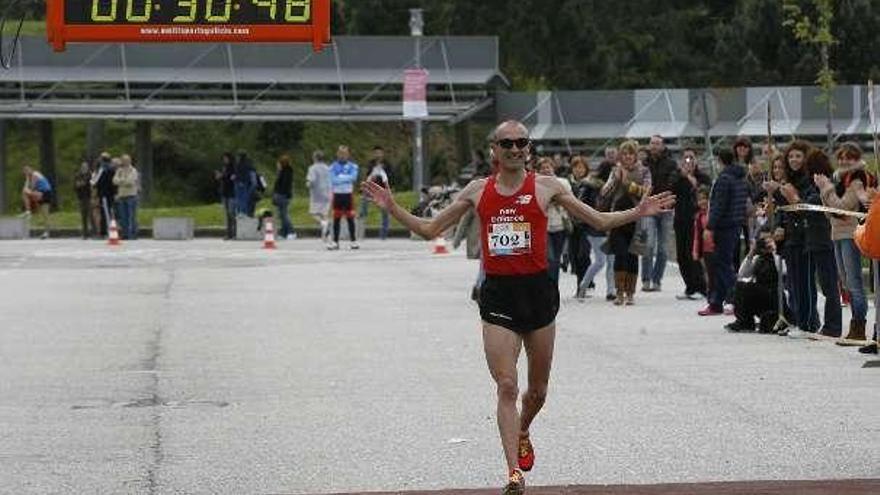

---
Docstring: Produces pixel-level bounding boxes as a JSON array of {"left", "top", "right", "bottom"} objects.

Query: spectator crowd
[{"left": 472, "top": 135, "right": 879, "bottom": 355}]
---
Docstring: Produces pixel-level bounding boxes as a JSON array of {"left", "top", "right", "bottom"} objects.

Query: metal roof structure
[
  {"left": 497, "top": 86, "right": 880, "bottom": 144},
  {"left": 0, "top": 35, "right": 506, "bottom": 121}
]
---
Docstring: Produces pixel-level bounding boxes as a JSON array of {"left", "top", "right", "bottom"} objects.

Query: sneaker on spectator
[
  {"left": 676, "top": 292, "right": 700, "bottom": 301},
  {"left": 817, "top": 327, "right": 841, "bottom": 339},
  {"left": 787, "top": 328, "right": 812, "bottom": 340},
  {"left": 286, "top": 233, "right": 297, "bottom": 240},
  {"left": 858, "top": 342, "right": 878, "bottom": 354},
  {"left": 349, "top": 242, "right": 360, "bottom": 250},
  {"left": 698, "top": 305, "right": 723, "bottom": 316},
  {"left": 605, "top": 293, "right": 616, "bottom": 302},
  {"left": 642, "top": 281, "right": 656, "bottom": 292},
  {"left": 327, "top": 242, "right": 340, "bottom": 251},
  {"left": 725, "top": 320, "right": 755, "bottom": 333}
]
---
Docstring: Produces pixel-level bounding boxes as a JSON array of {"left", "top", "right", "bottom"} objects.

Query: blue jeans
[
  {"left": 580, "top": 234, "right": 608, "bottom": 291},
  {"left": 546, "top": 230, "right": 567, "bottom": 284},
  {"left": 273, "top": 194, "right": 294, "bottom": 238},
  {"left": 359, "top": 198, "right": 390, "bottom": 239},
  {"left": 234, "top": 184, "right": 253, "bottom": 217},
  {"left": 605, "top": 254, "right": 616, "bottom": 296},
  {"left": 221, "top": 197, "right": 236, "bottom": 239},
  {"left": 116, "top": 196, "right": 137, "bottom": 240},
  {"left": 709, "top": 227, "right": 737, "bottom": 309},
  {"left": 641, "top": 212, "right": 672, "bottom": 285},
  {"left": 834, "top": 239, "right": 867, "bottom": 322},
  {"left": 785, "top": 248, "right": 812, "bottom": 331}
]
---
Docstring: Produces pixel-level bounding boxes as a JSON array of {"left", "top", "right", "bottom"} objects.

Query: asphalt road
[{"left": 0, "top": 239, "right": 876, "bottom": 494}]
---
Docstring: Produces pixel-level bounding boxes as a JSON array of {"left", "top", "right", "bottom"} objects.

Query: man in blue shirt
[
  {"left": 699, "top": 149, "right": 748, "bottom": 316},
  {"left": 21, "top": 165, "right": 54, "bottom": 239},
  {"left": 329, "top": 145, "right": 360, "bottom": 250}
]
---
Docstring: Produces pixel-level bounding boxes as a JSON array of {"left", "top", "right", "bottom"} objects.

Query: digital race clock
[{"left": 46, "top": 0, "right": 331, "bottom": 52}]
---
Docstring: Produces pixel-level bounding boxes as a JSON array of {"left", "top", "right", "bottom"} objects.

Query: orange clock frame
[{"left": 46, "top": 0, "right": 331, "bottom": 52}]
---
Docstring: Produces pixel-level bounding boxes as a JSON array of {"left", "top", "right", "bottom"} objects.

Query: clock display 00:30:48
[{"left": 83, "top": 0, "right": 311, "bottom": 24}]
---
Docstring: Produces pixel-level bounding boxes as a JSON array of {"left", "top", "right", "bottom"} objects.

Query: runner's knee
[
  {"left": 495, "top": 376, "right": 518, "bottom": 402},
  {"left": 523, "top": 386, "right": 547, "bottom": 405}
]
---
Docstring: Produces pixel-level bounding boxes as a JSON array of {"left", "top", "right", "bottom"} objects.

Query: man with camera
[{"left": 671, "top": 147, "right": 712, "bottom": 300}]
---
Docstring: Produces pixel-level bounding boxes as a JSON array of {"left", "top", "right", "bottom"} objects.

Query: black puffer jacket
[
  {"left": 774, "top": 170, "right": 832, "bottom": 252},
  {"left": 708, "top": 164, "right": 748, "bottom": 230}
]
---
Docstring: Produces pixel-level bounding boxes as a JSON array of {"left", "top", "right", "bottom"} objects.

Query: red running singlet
[{"left": 477, "top": 172, "right": 548, "bottom": 276}]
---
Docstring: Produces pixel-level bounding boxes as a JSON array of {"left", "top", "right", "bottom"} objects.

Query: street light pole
[{"left": 410, "top": 9, "right": 424, "bottom": 193}]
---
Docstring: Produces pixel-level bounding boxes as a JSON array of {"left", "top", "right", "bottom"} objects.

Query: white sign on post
[{"left": 403, "top": 68, "right": 429, "bottom": 119}]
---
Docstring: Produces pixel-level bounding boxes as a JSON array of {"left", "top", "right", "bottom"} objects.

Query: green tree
[{"left": 783, "top": 0, "right": 837, "bottom": 149}]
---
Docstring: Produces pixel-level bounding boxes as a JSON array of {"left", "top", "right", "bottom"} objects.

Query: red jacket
[{"left": 692, "top": 209, "right": 715, "bottom": 260}]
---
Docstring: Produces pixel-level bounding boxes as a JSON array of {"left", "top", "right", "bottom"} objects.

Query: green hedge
[{"left": 36, "top": 192, "right": 419, "bottom": 229}]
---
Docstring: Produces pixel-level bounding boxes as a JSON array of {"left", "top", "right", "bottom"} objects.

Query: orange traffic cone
[
  {"left": 432, "top": 237, "right": 449, "bottom": 255},
  {"left": 108, "top": 219, "right": 121, "bottom": 246},
  {"left": 263, "top": 219, "right": 277, "bottom": 250}
]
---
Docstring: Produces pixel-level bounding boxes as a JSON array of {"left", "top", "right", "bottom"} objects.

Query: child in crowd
[{"left": 692, "top": 187, "right": 715, "bottom": 298}]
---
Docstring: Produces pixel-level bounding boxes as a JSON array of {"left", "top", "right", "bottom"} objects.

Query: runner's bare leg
[
  {"left": 483, "top": 322, "right": 524, "bottom": 471},
  {"left": 520, "top": 323, "right": 555, "bottom": 436}
]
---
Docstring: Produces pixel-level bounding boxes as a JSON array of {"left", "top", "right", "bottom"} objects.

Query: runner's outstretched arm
[
  {"left": 549, "top": 179, "right": 675, "bottom": 231},
  {"left": 361, "top": 180, "right": 479, "bottom": 240}
]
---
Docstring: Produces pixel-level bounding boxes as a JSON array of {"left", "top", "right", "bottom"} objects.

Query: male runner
[{"left": 362, "top": 121, "right": 674, "bottom": 494}]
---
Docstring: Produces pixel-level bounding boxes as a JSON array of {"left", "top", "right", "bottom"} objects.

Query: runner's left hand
[
  {"left": 638, "top": 190, "right": 676, "bottom": 216},
  {"left": 360, "top": 181, "right": 393, "bottom": 211}
]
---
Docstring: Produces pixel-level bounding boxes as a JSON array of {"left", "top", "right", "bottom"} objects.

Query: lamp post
[{"left": 410, "top": 8, "right": 424, "bottom": 193}]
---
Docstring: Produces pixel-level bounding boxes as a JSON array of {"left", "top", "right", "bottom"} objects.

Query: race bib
[{"left": 488, "top": 222, "right": 532, "bottom": 256}]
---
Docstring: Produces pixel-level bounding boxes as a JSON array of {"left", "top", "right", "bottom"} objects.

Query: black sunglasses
[{"left": 495, "top": 138, "right": 530, "bottom": 150}]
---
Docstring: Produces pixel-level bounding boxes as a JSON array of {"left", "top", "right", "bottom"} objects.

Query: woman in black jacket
[
  {"left": 768, "top": 142, "right": 840, "bottom": 338},
  {"left": 568, "top": 156, "right": 593, "bottom": 297},
  {"left": 273, "top": 155, "right": 295, "bottom": 239}
]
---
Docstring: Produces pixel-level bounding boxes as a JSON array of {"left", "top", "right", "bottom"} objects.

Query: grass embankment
[{"left": 13, "top": 21, "right": 45, "bottom": 37}]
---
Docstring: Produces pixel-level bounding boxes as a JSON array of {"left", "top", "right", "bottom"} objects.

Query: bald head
[
  {"left": 492, "top": 120, "right": 529, "bottom": 142},
  {"left": 490, "top": 120, "right": 531, "bottom": 172}
]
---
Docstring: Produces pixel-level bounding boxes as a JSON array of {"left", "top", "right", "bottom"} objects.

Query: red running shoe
[
  {"left": 503, "top": 469, "right": 525, "bottom": 495},
  {"left": 517, "top": 436, "right": 535, "bottom": 472}
]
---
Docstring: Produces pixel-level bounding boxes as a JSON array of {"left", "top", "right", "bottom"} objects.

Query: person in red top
[{"left": 361, "top": 121, "right": 675, "bottom": 495}]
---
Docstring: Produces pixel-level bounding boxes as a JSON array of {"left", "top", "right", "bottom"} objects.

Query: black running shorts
[{"left": 479, "top": 271, "right": 560, "bottom": 334}]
